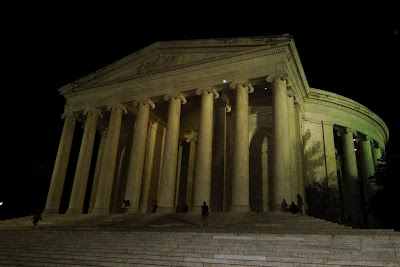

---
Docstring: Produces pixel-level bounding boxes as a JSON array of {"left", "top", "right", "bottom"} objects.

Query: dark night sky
[{"left": 1, "top": 9, "right": 398, "bottom": 216}]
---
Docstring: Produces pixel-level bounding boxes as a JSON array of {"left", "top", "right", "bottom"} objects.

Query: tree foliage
[{"left": 368, "top": 154, "right": 400, "bottom": 231}]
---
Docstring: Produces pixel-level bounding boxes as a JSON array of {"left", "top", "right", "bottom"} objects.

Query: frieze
[{"left": 137, "top": 54, "right": 184, "bottom": 75}]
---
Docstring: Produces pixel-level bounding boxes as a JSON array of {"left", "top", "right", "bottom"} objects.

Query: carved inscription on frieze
[{"left": 137, "top": 54, "right": 183, "bottom": 75}]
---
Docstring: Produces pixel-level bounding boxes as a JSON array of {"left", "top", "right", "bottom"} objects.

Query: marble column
[
  {"left": 211, "top": 99, "right": 230, "bottom": 212},
  {"left": 287, "top": 89, "right": 296, "bottom": 201},
  {"left": 174, "top": 142, "right": 184, "bottom": 209},
  {"left": 67, "top": 107, "right": 101, "bottom": 214},
  {"left": 45, "top": 111, "right": 76, "bottom": 214},
  {"left": 192, "top": 88, "right": 219, "bottom": 212},
  {"left": 261, "top": 136, "right": 269, "bottom": 212},
  {"left": 341, "top": 128, "right": 359, "bottom": 180},
  {"left": 88, "top": 129, "right": 107, "bottom": 214},
  {"left": 322, "top": 122, "right": 339, "bottom": 187},
  {"left": 269, "top": 76, "right": 290, "bottom": 211},
  {"left": 157, "top": 93, "right": 186, "bottom": 213},
  {"left": 360, "top": 136, "right": 375, "bottom": 180},
  {"left": 91, "top": 103, "right": 127, "bottom": 215},
  {"left": 359, "top": 135, "right": 376, "bottom": 226},
  {"left": 124, "top": 99, "right": 155, "bottom": 213},
  {"left": 372, "top": 144, "right": 382, "bottom": 168},
  {"left": 322, "top": 122, "right": 341, "bottom": 222},
  {"left": 140, "top": 121, "right": 158, "bottom": 213},
  {"left": 229, "top": 81, "right": 253, "bottom": 212},
  {"left": 294, "top": 103, "right": 306, "bottom": 212},
  {"left": 185, "top": 137, "right": 197, "bottom": 210},
  {"left": 340, "top": 127, "right": 361, "bottom": 226}
]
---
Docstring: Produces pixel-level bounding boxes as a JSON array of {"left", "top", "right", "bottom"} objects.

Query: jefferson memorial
[{"left": 45, "top": 35, "right": 388, "bottom": 227}]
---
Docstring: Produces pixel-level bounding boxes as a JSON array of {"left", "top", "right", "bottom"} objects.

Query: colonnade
[
  {"left": 336, "top": 127, "right": 382, "bottom": 183},
  {"left": 45, "top": 77, "right": 296, "bottom": 215},
  {"left": 335, "top": 127, "right": 382, "bottom": 226}
]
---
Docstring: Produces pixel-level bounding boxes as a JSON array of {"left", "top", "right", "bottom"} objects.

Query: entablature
[
  {"left": 303, "top": 88, "right": 389, "bottom": 146},
  {"left": 59, "top": 36, "right": 309, "bottom": 117}
]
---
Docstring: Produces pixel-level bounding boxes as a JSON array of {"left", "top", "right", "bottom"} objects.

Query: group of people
[{"left": 281, "top": 194, "right": 304, "bottom": 215}]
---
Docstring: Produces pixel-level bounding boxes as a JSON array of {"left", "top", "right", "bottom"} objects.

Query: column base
[
  {"left": 272, "top": 204, "right": 289, "bottom": 212},
  {"left": 155, "top": 206, "right": 174, "bottom": 213},
  {"left": 125, "top": 207, "right": 140, "bottom": 214},
  {"left": 190, "top": 206, "right": 202, "bottom": 213},
  {"left": 66, "top": 208, "right": 84, "bottom": 215},
  {"left": 230, "top": 205, "right": 250, "bottom": 212},
  {"left": 90, "top": 208, "right": 109, "bottom": 215},
  {"left": 262, "top": 201, "right": 269, "bottom": 212},
  {"left": 43, "top": 208, "right": 59, "bottom": 215}
]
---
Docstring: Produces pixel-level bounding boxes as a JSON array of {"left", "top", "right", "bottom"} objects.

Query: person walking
[
  {"left": 201, "top": 202, "right": 209, "bottom": 228},
  {"left": 32, "top": 210, "right": 42, "bottom": 228}
]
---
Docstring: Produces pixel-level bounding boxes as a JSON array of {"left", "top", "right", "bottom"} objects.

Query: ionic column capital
[
  {"left": 164, "top": 92, "right": 187, "bottom": 104},
  {"left": 183, "top": 131, "right": 198, "bottom": 143},
  {"left": 287, "top": 88, "right": 296, "bottom": 98},
  {"left": 336, "top": 127, "right": 357, "bottom": 137},
  {"left": 83, "top": 106, "right": 103, "bottom": 118},
  {"left": 185, "top": 136, "right": 198, "bottom": 143},
  {"left": 345, "top": 128, "right": 357, "bottom": 136},
  {"left": 133, "top": 98, "right": 155, "bottom": 109},
  {"left": 266, "top": 74, "right": 289, "bottom": 83},
  {"left": 61, "top": 111, "right": 76, "bottom": 119},
  {"left": 61, "top": 107, "right": 77, "bottom": 119},
  {"left": 361, "top": 135, "right": 374, "bottom": 144},
  {"left": 372, "top": 142, "right": 382, "bottom": 149},
  {"left": 106, "top": 103, "right": 128, "bottom": 114},
  {"left": 195, "top": 88, "right": 219, "bottom": 99},
  {"left": 229, "top": 81, "right": 254, "bottom": 93}
]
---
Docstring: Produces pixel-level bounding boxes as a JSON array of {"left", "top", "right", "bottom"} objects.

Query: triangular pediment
[
  {"left": 59, "top": 35, "right": 293, "bottom": 95},
  {"left": 108, "top": 49, "right": 234, "bottom": 81}
]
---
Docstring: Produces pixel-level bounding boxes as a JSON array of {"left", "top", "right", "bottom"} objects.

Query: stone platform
[{"left": 0, "top": 212, "right": 399, "bottom": 266}]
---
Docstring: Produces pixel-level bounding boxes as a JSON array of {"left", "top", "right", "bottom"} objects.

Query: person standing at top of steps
[
  {"left": 120, "top": 200, "right": 130, "bottom": 214},
  {"left": 32, "top": 209, "right": 42, "bottom": 228},
  {"left": 201, "top": 202, "right": 209, "bottom": 228},
  {"left": 297, "top": 194, "right": 303, "bottom": 215},
  {"left": 120, "top": 200, "right": 127, "bottom": 214}
]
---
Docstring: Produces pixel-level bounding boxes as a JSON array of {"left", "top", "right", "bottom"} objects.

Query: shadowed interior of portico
[{"left": 53, "top": 80, "right": 277, "bottom": 216}]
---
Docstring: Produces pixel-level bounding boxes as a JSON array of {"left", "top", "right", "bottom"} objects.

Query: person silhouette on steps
[
  {"left": 297, "top": 194, "right": 303, "bottom": 215},
  {"left": 201, "top": 202, "right": 209, "bottom": 228}
]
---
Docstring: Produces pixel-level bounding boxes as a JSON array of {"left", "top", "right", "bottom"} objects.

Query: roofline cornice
[
  {"left": 306, "top": 88, "right": 389, "bottom": 144},
  {"left": 60, "top": 44, "right": 290, "bottom": 99}
]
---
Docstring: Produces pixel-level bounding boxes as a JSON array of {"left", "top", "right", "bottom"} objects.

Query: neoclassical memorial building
[{"left": 45, "top": 35, "right": 388, "bottom": 226}]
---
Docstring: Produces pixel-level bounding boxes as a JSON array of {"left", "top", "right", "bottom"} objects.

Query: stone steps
[
  {"left": 0, "top": 212, "right": 399, "bottom": 266},
  {"left": 0, "top": 229, "right": 399, "bottom": 266},
  {"left": 1, "top": 238, "right": 397, "bottom": 259}
]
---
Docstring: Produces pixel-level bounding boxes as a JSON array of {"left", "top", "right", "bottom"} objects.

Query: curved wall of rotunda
[{"left": 300, "top": 87, "right": 388, "bottom": 226}]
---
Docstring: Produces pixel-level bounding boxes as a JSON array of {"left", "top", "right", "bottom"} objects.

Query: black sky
[{"left": 1, "top": 9, "right": 399, "bottom": 216}]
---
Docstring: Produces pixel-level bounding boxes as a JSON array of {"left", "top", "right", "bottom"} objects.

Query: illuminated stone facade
[{"left": 44, "top": 36, "right": 388, "bottom": 226}]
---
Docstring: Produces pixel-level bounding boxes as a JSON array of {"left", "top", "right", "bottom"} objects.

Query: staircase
[{"left": 0, "top": 212, "right": 399, "bottom": 266}]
